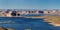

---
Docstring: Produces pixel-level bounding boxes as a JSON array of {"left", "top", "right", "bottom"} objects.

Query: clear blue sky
[{"left": 0, "top": 0, "right": 60, "bottom": 9}]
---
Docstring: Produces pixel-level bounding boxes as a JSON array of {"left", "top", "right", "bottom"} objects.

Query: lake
[{"left": 0, "top": 17, "right": 59, "bottom": 30}]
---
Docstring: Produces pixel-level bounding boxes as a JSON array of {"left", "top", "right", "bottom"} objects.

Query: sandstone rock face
[
  {"left": 7, "top": 28, "right": 15, "bottom": 30},
  {"left": 0, "top": 27, "right": 15, "bottom": 30},
  {"left": 25, "top": 28, "right": 31, "bottom": 30}
]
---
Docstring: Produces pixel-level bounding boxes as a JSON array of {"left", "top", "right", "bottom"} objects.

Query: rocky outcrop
[{"left": 0, "top": 26, "right": 15, "bottom": 30}]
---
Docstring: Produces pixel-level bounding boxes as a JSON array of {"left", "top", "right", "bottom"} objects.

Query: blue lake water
[{"left": 0, "top": 17, "right": 59, "bottom": 30}]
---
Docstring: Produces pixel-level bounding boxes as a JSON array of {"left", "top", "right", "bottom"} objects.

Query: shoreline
[
  {"left": 24, "top": 16, "right": 60, "bottom": 26},
  {"left": 0, "top": 16, "right": 60, "bottom": 26}
]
